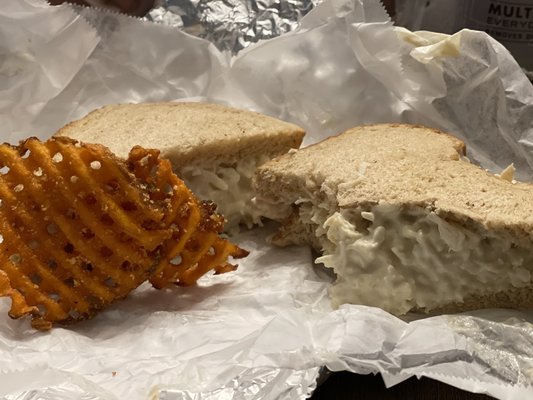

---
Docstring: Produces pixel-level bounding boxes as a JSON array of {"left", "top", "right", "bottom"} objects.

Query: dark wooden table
[{"left": 310, "top": 372, "right": 495, "bottom": 399}]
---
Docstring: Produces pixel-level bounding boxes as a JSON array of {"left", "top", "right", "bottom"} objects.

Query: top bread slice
[
  {"left": 254, "top": 124, "right": 533, "bottom": 314},
  {"left": 256, "top": 123, "right": 533, "bottom": 239},
  {"left": 54, "top": 102, "right": 305, "bottom": 170}
]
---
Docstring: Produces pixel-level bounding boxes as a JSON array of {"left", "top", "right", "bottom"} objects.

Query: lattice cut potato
[{"left": 0, "top": 137, "right": 247, "bottom": 330}]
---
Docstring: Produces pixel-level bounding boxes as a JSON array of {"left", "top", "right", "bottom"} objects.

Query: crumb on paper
[{"left": 498, "top": 163, "right": 515, "bottom": 182}]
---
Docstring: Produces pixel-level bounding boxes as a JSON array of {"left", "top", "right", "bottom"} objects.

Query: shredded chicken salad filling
[{"left": 180, "top": 155, "right": 271, "bottom": 231}]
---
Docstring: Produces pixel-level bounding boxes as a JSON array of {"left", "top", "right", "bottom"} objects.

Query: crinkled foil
[
  {"left": 155, "top": 367, "right": 320, "bottom": 400},
  {"left": 146, "top": 0, "right": 319, "bottom": 53},
  {"left": 446, "top": 311, "right": 533, "bottom": 387}
]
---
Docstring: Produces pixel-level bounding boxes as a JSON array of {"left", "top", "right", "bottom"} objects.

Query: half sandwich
[
  {"left": 54, "top": 102, "right": 305, "bottom": 231},
  {"left": 253, "top": 124, "right": 533, "bottom": 315}
]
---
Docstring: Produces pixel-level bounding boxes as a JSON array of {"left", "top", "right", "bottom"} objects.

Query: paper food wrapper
[{"left": 1, "top": 0, "right": 533, "bottom": 399}]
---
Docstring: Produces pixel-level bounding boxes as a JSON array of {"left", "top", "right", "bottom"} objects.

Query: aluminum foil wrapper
[{"left": 146, "top": 0, "right": 318, "bottom": 53}]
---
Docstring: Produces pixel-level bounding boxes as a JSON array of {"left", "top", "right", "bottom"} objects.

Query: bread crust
[{"left": 425, "top": 283, "right": 533, "bottom": 314}]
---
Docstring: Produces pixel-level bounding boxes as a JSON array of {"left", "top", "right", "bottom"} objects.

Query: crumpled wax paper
[{"left": 1, "top": 0, "right": 533, "bottom": 399}]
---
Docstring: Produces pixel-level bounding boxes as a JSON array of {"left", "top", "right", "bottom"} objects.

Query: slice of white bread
[
  {"left": 54, "top": 102, "right": 305, "bottom": 230},
  {"left": 253, "top": 123, "right": 533, "bottom": 315}
]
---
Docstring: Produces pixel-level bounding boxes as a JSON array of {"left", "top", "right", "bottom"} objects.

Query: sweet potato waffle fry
[{"left": 0, "top": 137, "right": 247, "bottom": 330}]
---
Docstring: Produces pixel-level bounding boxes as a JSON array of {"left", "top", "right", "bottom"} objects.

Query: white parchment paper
[{"left": 1, "top": 0, "right": 533, "bottom": 399}]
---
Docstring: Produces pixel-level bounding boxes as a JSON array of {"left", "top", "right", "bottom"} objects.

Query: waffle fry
[{"left": 0, "top": 137, "right": 247, "bottom": 330}]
